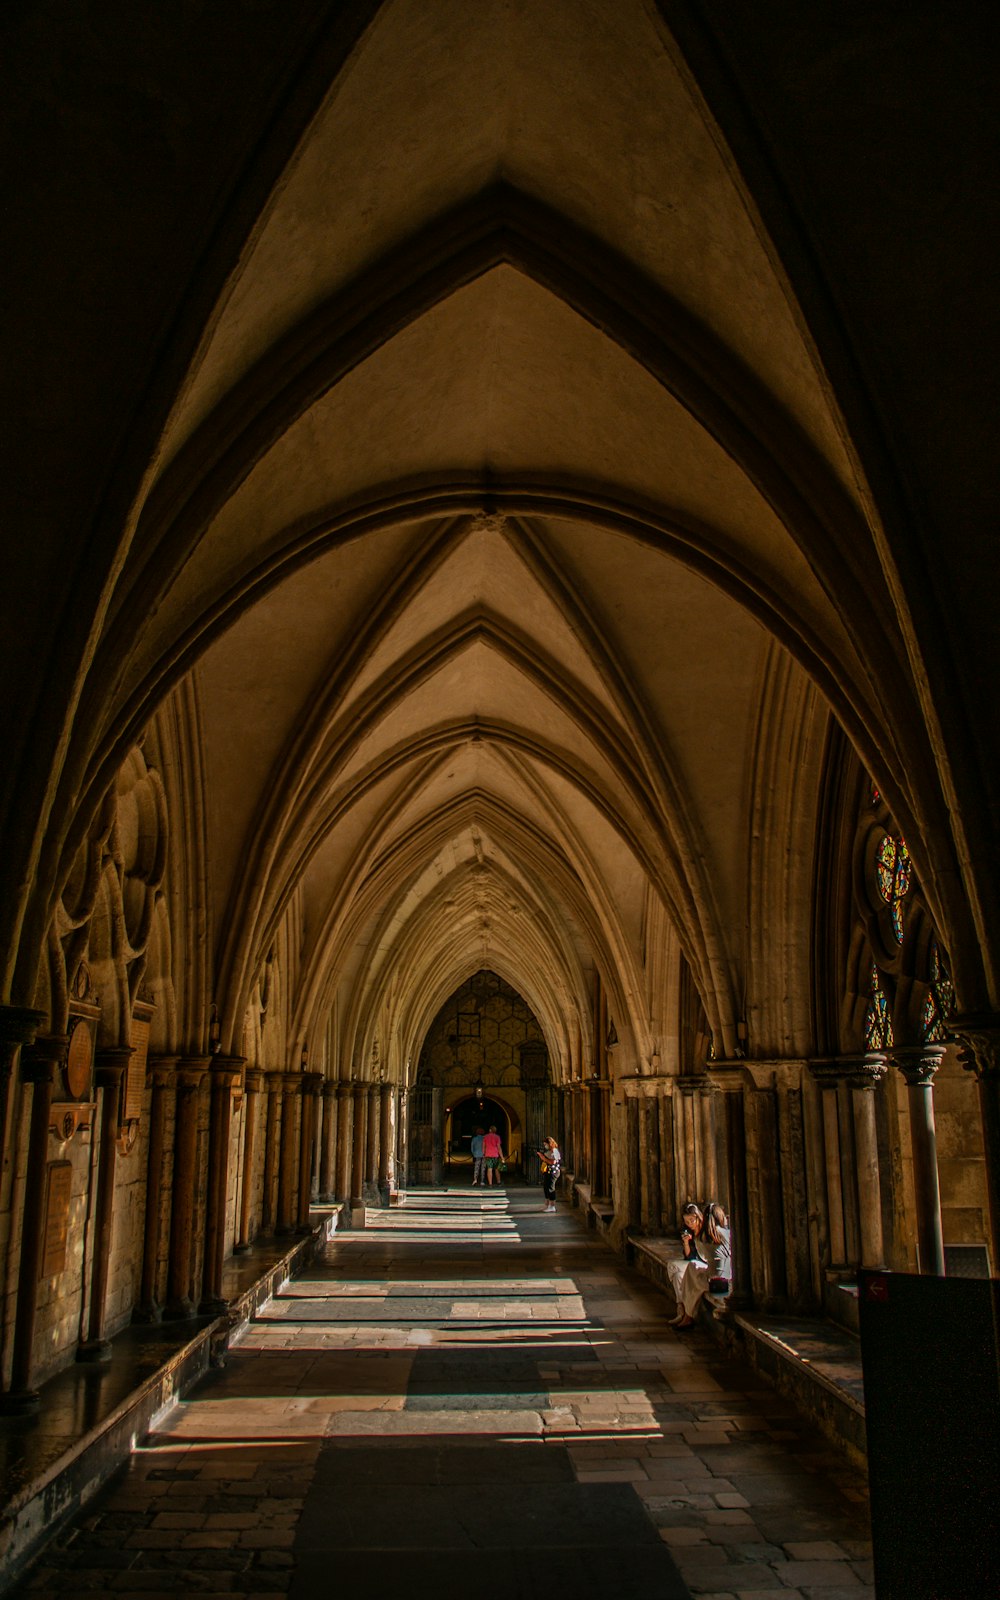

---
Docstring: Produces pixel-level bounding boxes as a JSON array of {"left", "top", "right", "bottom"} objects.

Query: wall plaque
[
  {"left": 125, "top": 1006, "right": 153, "bottom": 1124},
  {"left": 41, "top": 1161, "right": 73, "bottom": 1278}
]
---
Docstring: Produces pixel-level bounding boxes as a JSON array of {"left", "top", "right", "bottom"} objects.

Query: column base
[
  {"left": 131, "top": 1303, "right": 163, "bottom": 1325},
  {"left": 199, "top": 1295, "right": 229, "bottom": 1316},
  {"left": 77, "top": 1339, "right": 113, "bottom": 1363},
  {"left": 162, "top": 1297, "right": 197, "bottom": 1320},
  {"left": 233, "top": 1241, "right": 251, "bottom": 1253},
  {"left": 0, "top": 1387, "right": 40, "bottom": 1414}
]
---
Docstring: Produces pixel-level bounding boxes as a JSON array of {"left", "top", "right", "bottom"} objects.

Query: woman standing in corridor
[{"left": 539, "top": 1135, "right": 562, "bottom": 1211}]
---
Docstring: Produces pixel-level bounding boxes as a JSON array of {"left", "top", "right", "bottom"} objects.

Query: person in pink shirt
[{"left": 482, "top": 1125, "right": 504, "bottom": 1186}]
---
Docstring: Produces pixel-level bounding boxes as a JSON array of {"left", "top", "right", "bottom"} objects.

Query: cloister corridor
[{"left": 17, "top": 1190, "right": 872, "bottom": 1600}]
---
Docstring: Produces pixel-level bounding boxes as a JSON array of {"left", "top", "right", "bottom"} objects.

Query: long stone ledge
[
  {"left": 0, "top": 1205, "right": 342, "bottom": 1592},
  {"left": 626, "top": 1231, "right": 867, "bottom": 1471}
]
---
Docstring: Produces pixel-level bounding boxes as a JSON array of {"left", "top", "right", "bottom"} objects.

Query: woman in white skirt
[{"left": 667, "top": 1203, "right": 707, "bottom": 1326}]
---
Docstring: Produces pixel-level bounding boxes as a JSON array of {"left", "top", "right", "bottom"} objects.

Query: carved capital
[
  {"left": 704, "top": 1060, "right": 751, "bottom": 1093},
  {"left": 890, "top": 1044, "right": 946, "bottom": 1087},
  {"left": 244, "top": 1066, "right": 266, "bottom": 1094},
  {"left": 336, "top": 1080, "right": 354, "bottom": 1100},
  {"left": 22, "top": 1033, "right": 69, "bottom": 1085},
  {"left": 302, "top": 1070, "right": 324, "bottom": 1098},
  {"left": 175, "top": 1055, "right": 211, "bottom": 1092},
  {"left": 951, "top": 1015, "right": 1000, "bottom": 1080},
  {"left": 148, "top": 1053, "right": 180, "bottom": 1088},
  {"left": 210, "top": 1053, "right": 246, "bottom": 1091},
  {"left": 322, "top": 1079, "right": 338, "bottom": 1100},
  {"left": 840, "top": 1052, "right": 888, "bottom": 1091},
  {"left": 0, "top": 1005, "right": 46, "bottom": 1054},
  {"left": 809, "top": 1052, "right": 887, "bottom": 1091},
  {"left": 94, "top": 1046, "right": 133, "bottom": 1090}
]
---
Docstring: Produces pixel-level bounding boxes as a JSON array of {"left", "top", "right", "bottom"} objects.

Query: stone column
[
  {"left": 261, "top": 1070, "right": 282, "bottom": 1233},
  {"left": 236, "top": 1067, "right": 265, "bottom": 1251},
  {"left": 79, "top": 1048, "right": 131, "bottom": 1359},
  {"left": 335, "top": 1081, "right": 354, "bottom": 1201},
  {"left": 674, "top": 1078, "right": 700, "bottom": 1210},
  {"left": 164, "top": 1058, "right": 209, "bottom": 1319},
  {"left": 0, "top": 1006, "right": 45, "bottom": 1185},
  {"left": 396, "top": 1087, "right": 409, "bottom": 1192},
  {"left": 636, "top": 1079, "right": 663, "bottom": 1232},
  {"left": 378, "top": 1083, "right": 393, "bottom": 1191},
  {"left": 135, "top": 1055, "right": 177, "bottom": 1320},
  {"left": 200, "top": 1056, "right": 244, "bottom": 1310},
  {"left": 705, "top": 1063, "right": 752, "bottom": 1310},
  {"left": 319, "top": 1080, "right": 338, "bottom": 1201},
  {"left": 277, "top": 1071, "right": 304, "bottom": 1234},
  {"left": 617, "top": 1081, "right": 642, "bottom": 1235},
  {"left": 351, "top": 1082, "right": 368, "bottom": 1204},
  {"left": 3, "top": 1035, "right": 65, "bottom": 1408},
  {"left": 298, "top": 1072, "right": 323, "bottom": 1229},
  {"left": 953, "top": 1015, "right": 1000, "bottom": 1273},
  {"left": 365, "top": 1083, "right": 380, "bottom": 1191},
  {"left": 843, "top": 1053, "right": 888, "bottom": 1269},
  {"left": 890, "top": 1044, "right": 946, "bottom": 1275},
  {"left": 698, "top": 1083, "right": 719, "bottom": 1202},
  {"left": 807, "top": 1060, "right": 850, "bottom": 1272},
  {"left": 430, "top": 1085, "right": 444, "bottom": 1185},
  {"left": 573, "top": 1084, "right": 586, "bottom": 1181}
]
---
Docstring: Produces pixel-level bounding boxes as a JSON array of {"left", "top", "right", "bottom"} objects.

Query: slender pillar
[
  {"left": 699, "top": 1084, "right": 718, "bottom": 1202},
  {"left": 79, "top": 1049, "right": 130, "bottom": 1359},
  {"left": 261, "top": 1070, "right": 282, "bottom": 1232},
  {"left": 164, "top": 1059, "right": 209, "bottom": 1318},
  {"left": 365, "top": 1083, "right": 380, "bottom": 1189},
  {"left": 618, "top": 1084, "right": 642, "bottom": 1233},
  {"left": 891, "top": 1045, "right": 946, "bottom": 1275},
  {"left": 320, "top": 1080, "right": 338, "bottom": 1200},
  {"left": 396, "top": 1087, "right": 409, "bottom": 1192},
  {"left": 0, "top": 1006, "right": 45, "bottom": 1186},
  {"left": 844, "top": 1054, "right": 888, "bottom": 1269},
  {"left": 351, "top": 1082, "right": 368, "bottom": 1204},
  {"left": 298, "top": 1072, "right": 323, "bottom": 1229},
  {"left": 809, "top": 1062, "right": 849, "bottom": 1269},
  {"left": 953, "top": 1016, "right": 1000, "bottom": 1273},
  {"left": 277, "top": 1071, "right": 304, "bottom": 1233},
  {"left": 236, "top": 1067, "right": 265, "bottom": 1250},
  {"left": 135, "top": 1056, "right": 177, "bottom": 1321},
  {"left": 430, "top": 1085, "right": 444, "bottom": 1185},
  {"left": 378, "top": 1084, "right": 393, "bottom": 1190},
  {"left": 336, "top": 1081, "right": 354, "bottom": 1201},
  {"left": 200, "top": 1056, "right": 243, "bottom": 1310},
  {"left": 706, "top": 1064, "right": 752, "bottom": 1310},
  {"left": 3, "top": 1035, "right": 65, "bottom": 1408}
]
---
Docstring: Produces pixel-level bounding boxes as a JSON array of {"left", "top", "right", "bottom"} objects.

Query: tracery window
[
  {"left": 921, "top": 941, "right": 954, "bottom": 1043},
  {"left": 875, "top": 833, "right": 910, "bottom": 943},
  {"left": 846, "top": 779, "right": 952, "bottom": 1054},
  {"left": 864, "top": 961, "right": 893, "bottom": 1050}
]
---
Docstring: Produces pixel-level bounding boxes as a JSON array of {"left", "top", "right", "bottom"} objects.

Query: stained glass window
[
  {"left": 876, "top": 834, "right": 911, "bottom": 942},
  {"left": 922, "top": 941, "right": 955, "bottom": 1043},
  {"left": 865, "top": 961, "right": 893, "bottom": 1049}
]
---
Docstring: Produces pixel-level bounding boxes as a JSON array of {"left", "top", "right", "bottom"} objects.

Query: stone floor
[{"left": 15, "top": 1188, "right": 874, "bottom": 1599}]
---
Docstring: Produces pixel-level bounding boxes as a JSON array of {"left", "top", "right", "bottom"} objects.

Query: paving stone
[{"left": 10, "top": 1190, "right": 872, "bottom": 1600}]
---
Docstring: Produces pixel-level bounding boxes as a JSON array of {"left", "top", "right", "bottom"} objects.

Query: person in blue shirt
[{"left": 470, "top": 1127, "right": 486, "bottom": 1185}]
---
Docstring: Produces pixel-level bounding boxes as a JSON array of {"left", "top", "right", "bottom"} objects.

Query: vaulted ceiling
[
  {"left": 127, "top": 0, "right": 870, "bottom": 1078},
  {"left": 18, "top": 0, "right": 988, "bottom": 1065}
]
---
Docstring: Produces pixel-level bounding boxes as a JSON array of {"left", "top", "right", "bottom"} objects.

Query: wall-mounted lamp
[
  {"left": 300, "top": 1043, "right": 309, "bottom": 1071},
  {"left": 209, "top": 1006, "right": 221, "bottom": 1055}
]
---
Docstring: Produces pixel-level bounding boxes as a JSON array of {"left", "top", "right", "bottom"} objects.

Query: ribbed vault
[{"left": 16, "top": 0, "right": 984, "bottom": 1066}]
